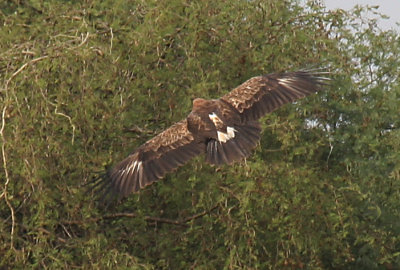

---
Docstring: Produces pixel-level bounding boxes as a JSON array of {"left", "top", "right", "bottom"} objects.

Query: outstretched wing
[
  {"left": 94, "top": 119, "right": 205, "bottom": 201},
  {"left": 221, "top": 71, "right": 329, "bottom": 122}
]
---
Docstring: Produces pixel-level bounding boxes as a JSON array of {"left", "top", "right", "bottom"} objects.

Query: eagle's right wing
[
  {"left": 93, "top": 119, "right": 205, "bottom": 201},
  {"left": 221, "top": 71, "right": 329, "bottom": 122}
]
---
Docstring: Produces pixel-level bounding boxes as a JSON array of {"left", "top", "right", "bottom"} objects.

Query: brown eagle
[{"left": 94, "top": 70, "right": 328, "bottom": 201}]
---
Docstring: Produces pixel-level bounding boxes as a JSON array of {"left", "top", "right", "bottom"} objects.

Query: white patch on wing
[
  {"left": 217, "top": 126, "right": 236, "bottom": 143},
  {"left": 209, "top": 112, "right": 226, "bottom": 130},
  {"left": 121, "top": 160, "right": 142, "bottom": 176},
  {"left": 277, "top": 77, "right": 294, "bottom": 86},
  {"left": 208, "top": 112, "right": 221, "bottom": 124}
]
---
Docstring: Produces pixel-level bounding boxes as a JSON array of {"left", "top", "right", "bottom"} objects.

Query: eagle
[{"left": 93, "top": 70, "right": 328, "bottom": 201}]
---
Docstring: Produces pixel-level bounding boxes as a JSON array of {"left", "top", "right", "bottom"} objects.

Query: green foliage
[{"left": 1, "top": 0, "right": 399, "bottom": 269}]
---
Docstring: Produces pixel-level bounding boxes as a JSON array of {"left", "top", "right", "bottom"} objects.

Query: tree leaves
[{"left": 0, "top": 0, "right": 399, "bottom": 269}]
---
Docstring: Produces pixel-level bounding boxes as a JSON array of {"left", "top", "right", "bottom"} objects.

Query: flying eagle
[{"left": 93, "top": 70, "right": 328, "bottom": 201}]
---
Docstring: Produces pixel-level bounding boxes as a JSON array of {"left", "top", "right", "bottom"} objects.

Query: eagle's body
[{"left": 94, "top": 71, "right": 329, "bottom": 200}]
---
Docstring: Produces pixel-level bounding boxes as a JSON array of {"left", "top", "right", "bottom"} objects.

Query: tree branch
[{"left": 3, "top": 55, "right": 49, "bottom": 91}]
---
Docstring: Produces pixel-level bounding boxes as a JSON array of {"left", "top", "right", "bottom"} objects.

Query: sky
[{"left": 323, "top": 0, "right": 400, "bottom": 31}]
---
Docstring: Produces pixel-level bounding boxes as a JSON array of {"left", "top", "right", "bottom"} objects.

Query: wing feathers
[
  {"left": 94, "top": 119, "right": 205, "bottom": 202},
  {"left": 221, "top": 71, "right": 328, "bottom": 122}
]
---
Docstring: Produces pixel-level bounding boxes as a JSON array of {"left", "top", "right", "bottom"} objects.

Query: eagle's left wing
[
  {"left": 221, "top": 71, "right": 329, "bottom": 122},
  {"left": 93, "top": 119, "right": 205, "bottom": 201}
]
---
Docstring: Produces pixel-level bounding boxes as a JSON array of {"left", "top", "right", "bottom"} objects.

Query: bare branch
[
  {"left": 3, "top": 55, "right": 49, "bottom": 92},
  {"left": 0, "top": 105, "right": 15, "bottom": 250}
]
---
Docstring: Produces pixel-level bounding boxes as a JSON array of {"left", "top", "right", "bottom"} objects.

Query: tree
[{"left": 0, "top": 0, "right": 399, "bottom": 269}]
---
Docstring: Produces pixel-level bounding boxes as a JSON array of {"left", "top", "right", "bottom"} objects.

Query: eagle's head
[{"left": 192, "top": 98, "right": 215, "bottom": 111}]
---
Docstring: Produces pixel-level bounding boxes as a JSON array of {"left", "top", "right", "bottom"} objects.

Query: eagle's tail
[{"left": 205, "top": 121, "right": 261, "bottom": 165}]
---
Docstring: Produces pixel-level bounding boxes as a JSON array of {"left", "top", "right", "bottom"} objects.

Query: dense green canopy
[{"left": 1, "top": 0, "right": 399, "bottom": 269}]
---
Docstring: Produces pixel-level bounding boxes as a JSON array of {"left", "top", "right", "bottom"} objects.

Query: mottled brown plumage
[{"left": 92, "top": 70, "right": 329, "bottom": 201}]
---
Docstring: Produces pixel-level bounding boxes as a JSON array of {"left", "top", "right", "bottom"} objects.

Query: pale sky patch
[{"left": 323, "top": 0, "right": 400, "bottom": 31}]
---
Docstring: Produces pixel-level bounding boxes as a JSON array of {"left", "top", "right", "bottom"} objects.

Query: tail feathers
[{"left": 205, "top": 122, "right": 261, "bottom": 165}]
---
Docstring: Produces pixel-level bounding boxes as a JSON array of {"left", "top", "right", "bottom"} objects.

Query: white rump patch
[
  {"left": 217, "top": 126, "right": 236, "bottom": 143},
  {"left": 121, "top": 160, "right": 142, "bottom": 175}
]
